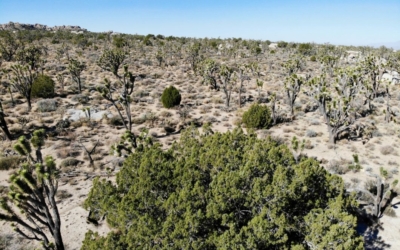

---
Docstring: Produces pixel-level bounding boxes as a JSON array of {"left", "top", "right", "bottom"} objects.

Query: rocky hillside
[{"left": 0, "top": 21, "right": 87, "bottom": 33}]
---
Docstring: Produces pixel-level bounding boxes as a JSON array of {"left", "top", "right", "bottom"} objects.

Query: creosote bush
[
  {"left": 161, "top": 85, "right": 181, "bottom": 108},
  {"left": 31, "top": 74, "right": 55, "bottom": 98},
  {"left": 242, "top": 103, "right": 272, "bottom": 129}
]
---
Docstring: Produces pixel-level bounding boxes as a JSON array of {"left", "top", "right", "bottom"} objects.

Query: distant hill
[
  {"left": 369, "top": 41, "right": 400, "bottom": 50},
  {"left": 0, "top": 21, "right": 87, "bottom": 33}
]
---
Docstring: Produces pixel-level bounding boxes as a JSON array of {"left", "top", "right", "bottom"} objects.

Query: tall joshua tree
[
  {"left": 0, "top": 130, "right": 64, "bottom": 250},
  {"left": 219, "top": 64, "right": 234, "bottom": 108},
  {"left": 308, "top": 69, "right": 359, "bottom": 144},
  {"left": 9, "top": 64, "right": 36, "bottom": 111},
  {"left": 68, "top": 58, "right": 86, "bottom": 93},
  {"left": 284, "top": 74, "right": 305, "bottom": 117},
  {"left": 0, "top": 100, "right": 12, "bottom": 140},
  {"left": 97, "top": 49, "right": 140, "bottom": 147}
]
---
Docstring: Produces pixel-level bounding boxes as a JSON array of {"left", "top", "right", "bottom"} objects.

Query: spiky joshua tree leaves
[
  {"left": 0, "top": 130, "right": 64, "bottom": 250},
  {"left": 97, "top": 48, "right": 126, "bottom": 77}
]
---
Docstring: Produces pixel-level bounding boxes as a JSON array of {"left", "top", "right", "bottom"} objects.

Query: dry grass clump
[
  {"left": 56, "top": 190, "right": 73, "bottom": 201},
  {"left": 380, "top": 145, "right": 394, "bottom": 155},
  {"left": 60, "top": 157, "right": 81, "bottom": 168},
  {"left": 327, "top": 159, "right": 350, "bottom": 175},
  {"left": 0, "top": 156, "right": 21, "bottom": 170}
]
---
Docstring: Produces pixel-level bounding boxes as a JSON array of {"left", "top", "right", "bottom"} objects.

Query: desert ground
[{"left": 0, "top": 27, "right": 400, "bottom": 249}]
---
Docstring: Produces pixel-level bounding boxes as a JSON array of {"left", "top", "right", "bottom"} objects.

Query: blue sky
[{"left": 0, "top": 0, "right": 399, "bottom": 46}]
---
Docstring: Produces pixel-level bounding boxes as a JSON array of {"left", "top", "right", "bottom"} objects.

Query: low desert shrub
[
  {"left": 60, "top": 157, "right": 81, "bottom": 168},
  {"left": 161, "top": 86, "right": 181, "bottom": 108},
  {"left": 242, "top": 104, "right": 272, "bottom": 129},
  {"left": 380, "top": 145, "right": 394, "bottom": 155},
  {"left": 305, "top": 129, "right": 317, "bottom": 137},
  {"left": 56, "top": 190, "right": 73, "bottom": 200},
  {"left": 0, "top": 156, "right": 21, "bottom": 170},
  {"left": 37, "top": 99, "right": 57, "bottom": 112},
  {"left": 31, "top": 74, "right": 55, "bottom": 98},
  {"left": 71, "top": 94, "right": 89, "bottom": 104},
  {"left": 108, "top": 116, "right": 125, "bottom": 126}
]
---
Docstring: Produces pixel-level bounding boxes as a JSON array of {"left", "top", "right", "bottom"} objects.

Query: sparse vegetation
[{"left": 0, "top": 22, "right": 399, "bottom": 250}]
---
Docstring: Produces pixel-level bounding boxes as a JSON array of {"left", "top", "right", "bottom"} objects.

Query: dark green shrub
[
  {"left": 242, "top": 103, "right": 272, "bottom": 129},
  {"left": 161, "top": 86, "right": 181, "bottom": 108},
  {"left": 277, "top": 41, "right": 288, "bottom": 48},
  {"left": 31, "top": 74, "right": 55, "bottom": 98},
  {"left": 310, "top": 55, "right": 317, "bottom": 62},
  {"left": 297, "top": 43, "right": 314, "bottom": 55},
  {"left": 108, "top": 116, "right": 124, "bottom": 126}
]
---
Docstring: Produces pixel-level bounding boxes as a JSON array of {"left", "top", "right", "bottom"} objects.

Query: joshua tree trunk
[
  {"left": 0, "top": 101, "right": 12, "bottom": 140},
  {"left": 0, "top": 118, "right": 12, "bottom": 140}
]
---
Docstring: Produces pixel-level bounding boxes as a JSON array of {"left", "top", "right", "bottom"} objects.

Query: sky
[{"left": 0, "top": 0, "right": 399, "bottom": 47}]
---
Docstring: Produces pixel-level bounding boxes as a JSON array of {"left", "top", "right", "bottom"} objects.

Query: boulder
[{"left": 269, "top": 43, "right": 278, "bottom": 49}]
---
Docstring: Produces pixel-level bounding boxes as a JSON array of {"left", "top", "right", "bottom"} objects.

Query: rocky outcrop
[
  {"left": 0, "top": 21, "right": 87, "bottom": 32},
  {"left": 382, "top": 71, "right": 400, "bottom": 85}
]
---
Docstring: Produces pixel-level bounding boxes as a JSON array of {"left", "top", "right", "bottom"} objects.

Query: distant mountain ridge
[
  {"left": 368, "top": 41, "right": 400, "bottom": 50},
  {"left": 0, "top": 21, "right": 87, "bottom": 33}
]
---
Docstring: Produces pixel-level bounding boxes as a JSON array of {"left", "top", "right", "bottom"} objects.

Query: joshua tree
[
  {"left": 360, "top": 56, "right": 386, "bottom": 98},
  {"left": 269, "top": 92, "right": 280, "bottom": 125},
  {"left": 1, "top": 130, "right": 64, "bottom": 250},
  {"left": 284, "top": 74, "right": 305, "bottom": 117},
  {"left": 199, "top": 58, "right": 219, "bottom": 90},
  {"left": 308, "top": 69, "right": 359, "bottom": 144},
  {"left": 351, "top": 173, "right": 398, "bottom": 221},
  {"left": 68, "top": 58, "right": 86, "bottom": 93},
  {"left": 97, "top": 49, "right": 126, "bottom": 77},
  {"left": 0, "top": 100, "right": 12, "bottom": 140},
  {"left": 318, "top": 54, "right": 339, "bottom": 77},
  {"left": 0, "top": 30, "right": 21, "bottom": 61},
  {"left": 256, "top": 79, "right": 264, "bottom": 99},
  {"left": 30, "top": 129, "right": 46, "bottom": 163},
  {"left": 219, "top": 64, "right": 234, "bottom": 108},
  {"left": 79, "top": 138, "right": 100, "bottom": 167},
  {"left": 8, "top": 64, "right": 36, "bottom": 111},
  {"left": 16, "top": 45, "right": 43, "bottom": 71},
  {"left": 56, "top": 73, "right": 66, "bottom": 92},
  {"left": 187, "top": 42, "right": 201, "bottom": 73},
  {"left": 155, "top": 49, "right": 165, "bottom": 68},
  {"left": 282, "top": 56, "right": 304, "bottom": 76},
  {"left": 291, "top": 136, "right": 305, "bottom": 164},
  {"left": 97, "top": 49, "right": 141, "bottom": 147},
  {"left": 235, "top": 63, "right": 251, "bottom": 108}
]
